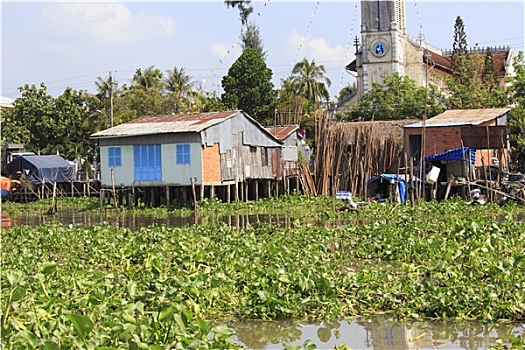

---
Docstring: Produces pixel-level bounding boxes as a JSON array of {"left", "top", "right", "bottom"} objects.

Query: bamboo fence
[{"left": 314, "top": 118, "right": 418, "bottom": 198}]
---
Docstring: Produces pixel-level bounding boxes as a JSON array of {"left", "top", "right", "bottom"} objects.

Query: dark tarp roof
[
  {"left": 425, "top": 147, "right": 476, "bottom": 164},
  {"left": 4, "top": 155, "right": 74, "bottom": 185}
]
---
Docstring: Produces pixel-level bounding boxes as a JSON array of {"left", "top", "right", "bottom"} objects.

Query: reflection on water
[
  {"left": 11, "top": 209, "right": 358, "bottom": 230},
  {"left": 231, "top": 316, "right": 525, "bottom": 350}
]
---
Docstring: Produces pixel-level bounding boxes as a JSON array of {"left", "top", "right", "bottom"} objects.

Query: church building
[{"left": 346, "top": 0, "right": 515, "bottom": 102}]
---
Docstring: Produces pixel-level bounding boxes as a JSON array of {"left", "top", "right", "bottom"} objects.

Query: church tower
[{"left": 354, "top": 0, "right": 409, "bottom": 97}]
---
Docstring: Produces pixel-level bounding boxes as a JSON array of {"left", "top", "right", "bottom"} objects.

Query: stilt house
[{"left": 90, "top": 110, "right": 283, "bottom": 204}]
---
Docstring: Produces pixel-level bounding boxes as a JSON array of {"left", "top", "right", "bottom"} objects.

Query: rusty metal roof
[
  {"left": 405, "top": 108, "right": 510, "bottom": 128},
  {"left": 266, "top": 125, "right": 299, "bottom": 140},
  {"left": 91, "top": 111, "right": 240, "bottom": 138}
]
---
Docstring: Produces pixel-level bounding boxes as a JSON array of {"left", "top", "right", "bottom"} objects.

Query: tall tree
[
  {"left": 224, "top": 1, "right": 253, "bottom": 30},
  {"left": 452, "top": 16, "right": 468, "bottom": 56},
  {"left": 132, "top": 66, "right": 164, "bottom": 92},
  {"left": 164, "top": 66, "right": 192, "bottom": 95},
  {"left": 221, "top": 47, "right": 276, "bottom": 123},
  {"left": 241, "top": 22, "right": 265, "bottom": 57},
  {"left": 450, "top": 16, "right": 471, "bottom": 86},
  {"left": 290, "top": 58, "right": 331, "bottom": 107},
  {"left": 224, "top": 0, "right": 265, "bottom": 56}
]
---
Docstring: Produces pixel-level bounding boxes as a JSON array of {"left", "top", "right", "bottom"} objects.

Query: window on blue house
[
  {"left": 176, "top": 144, "right": 191, "bottom": 165},
  {"left": 134, "top": 144, "right": 161, "bottom": 181},
  {"left": 108, "top": 147, "right": 121, "bottom": 167}
]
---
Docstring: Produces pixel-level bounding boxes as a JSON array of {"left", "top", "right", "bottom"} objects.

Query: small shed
[
  {"left": 404, "top": 108, "right": 510, "bottom": 168},
  {"left": 4, "top": 155, "right": 74, "bottom": 185},
  {"left": 266, "top": 125, "right": 309, "bottom": 177}
]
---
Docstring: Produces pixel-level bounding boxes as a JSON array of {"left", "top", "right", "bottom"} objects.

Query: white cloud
[
  {"left": 287, "top": 31, "right": 344, "bottom": 63},
  {"left": 41, "top": 3, "right": 175, "bottom": 46},
  {"left": 308, "top": 38, "right": 344, "bottom": 62}
]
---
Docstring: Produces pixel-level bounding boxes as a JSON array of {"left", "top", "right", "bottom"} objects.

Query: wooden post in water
[
  {"left": 190, "top": 177, "right": 197, "bottom": 212},
  {"left": 111, "top": 168, "right": 117, "bottom": 209},
  {"left": 166, "top": 185, "right": 171, "bottom": 210}
]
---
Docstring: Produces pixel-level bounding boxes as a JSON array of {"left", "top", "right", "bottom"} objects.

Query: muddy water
[{"left": 7, "top": 210, "right": 525, "bottom": 349}]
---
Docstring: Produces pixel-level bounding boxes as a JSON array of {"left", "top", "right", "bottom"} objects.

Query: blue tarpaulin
[
  {"left": 367, "top": 174, "right": 407, "bottom": 203},
  {"left": 5, "top": 155, "right": 74, "bottom": 185},
  {"left": 425, "top": 147, "right": 476, "bottom": 164}
]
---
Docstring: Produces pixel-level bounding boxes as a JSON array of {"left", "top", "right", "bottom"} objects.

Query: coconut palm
[
  {"left": 132, "top": 66, "right": 164, "bottom": 92},
  {"left": 291, "top": 58, "right": 331, "bottom": 105},
  {"left": 164, "top": 66, "right": 193, "bottom": 96}
]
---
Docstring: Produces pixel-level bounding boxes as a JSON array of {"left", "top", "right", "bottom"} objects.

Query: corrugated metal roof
[
  {"left": 266, "top": 125, "right": 299, "bottom": 140},
  {"left": 405, "top": 108, "right": 509, "bottom": 128},
  {"left": 91, "top": 111, "right": 240, "bottom": 138}
]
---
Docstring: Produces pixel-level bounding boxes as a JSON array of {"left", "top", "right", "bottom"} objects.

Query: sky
[{"left": 1, "top": 0, "right": 524, "bottom": 102}]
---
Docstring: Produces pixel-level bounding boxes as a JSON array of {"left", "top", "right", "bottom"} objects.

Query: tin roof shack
[
  {"left": 90, "top": 110, "right": 283, "bottom": 206},
  {"left": 404, "top": 108, "right": 510, "bottom": 170},
  {"left": 266, "top": 125, "right": 311, "bottom": 194},
  {"left": 266, "top": 125, "right": 310, "bottom": 175},
  {"left": 315, "top": 120, "right": 418, "bottom": 198}
]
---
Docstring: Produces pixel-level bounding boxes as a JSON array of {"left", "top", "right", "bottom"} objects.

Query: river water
[{"left": 5, "top": 209, "right": 525, "bottom": 349}]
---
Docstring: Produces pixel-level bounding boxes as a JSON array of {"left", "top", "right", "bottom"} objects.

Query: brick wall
[
  {"left": 202, "top": 143, "right": 221, "bottom": 183},
  {"left": 404, "top": 121, "right": 501, "bottom": 167}
]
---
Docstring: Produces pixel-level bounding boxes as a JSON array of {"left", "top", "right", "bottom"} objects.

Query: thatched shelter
[{"left": 314, "top": 119, "right": 418, "bottom": 198}]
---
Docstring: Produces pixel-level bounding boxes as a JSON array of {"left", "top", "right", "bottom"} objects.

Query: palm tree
[
  {"left": 132, "top": 66, "right": 164, "bottom": 92},
  {"left": 291, "top": 58, "right": 331, "bottom": 105},
  {"left": 82, "top": 92, "right": 110, "bottom": 132},
  {"left": 224, "top": 1, "right": 253, "bottom": 29},
  {"left": 164, "top": 66, "right": 192, "bottom": 96}
]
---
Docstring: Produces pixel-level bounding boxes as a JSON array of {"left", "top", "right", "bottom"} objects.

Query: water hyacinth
[{"left": 1, "top": 197, "right": 525, "bottom": 348}]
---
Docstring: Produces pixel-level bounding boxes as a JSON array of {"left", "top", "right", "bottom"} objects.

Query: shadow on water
[{"left": 230, "top": 316, "right": 525, "bottom": 350}]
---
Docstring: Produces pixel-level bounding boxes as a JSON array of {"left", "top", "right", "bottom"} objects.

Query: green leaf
[
  {"left": 6, "top": 270, "right": 22, "bottom": 286},
  {"left": 67, "top": 314, "right": 94, "bottom": 338},
  {"left": 41, "top": 262, "right": 57, "bottom": 275},
  {"left": 127, "top": 281, "right": 137, "bottom": 298},
  {"left": 44, "top": 341, "right": 59, "bottom": 350},
  {"left": 159, "top": 306, "right": 176, "bottom": 321},
  {"left": 11, "top": 286, "right": 26, "bottom": 302},
  {"left": 212, "top": 324, "right": 233, "bottom": 336}
]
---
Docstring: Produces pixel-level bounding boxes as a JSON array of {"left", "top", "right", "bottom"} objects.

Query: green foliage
[
  {"left": 446, "top": 17, "right": 508, "bottom": 109},
  {"left": 343, "top": 73, "right": 445, "bottom": 121},
  {"left": 1, "top": 83, "right": 94, "bottom": 160},
  {"left": 508, "top": 51, "right": 525, "bottom": 171},
  {"left": 221, "top": 47, "right": 277, "bottom": 123},
  {"left": 131, "top": 66, "right": 164, "bottom": 93},
  {"left": 290, "top": 58, "right": 331, "bottom": 108},
  {"left": 241, "top": 22, "right": 266, "bottom": 57},
  {"left": 452, "top": 16, "right": 468, "bottom": 56}
]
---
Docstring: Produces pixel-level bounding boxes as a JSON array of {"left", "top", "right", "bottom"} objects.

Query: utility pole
[{"left": 108, "top": 72, "right": 114, "bottom": 128}]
